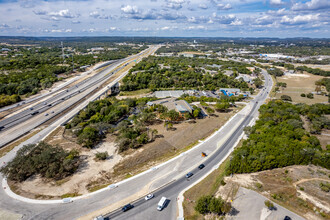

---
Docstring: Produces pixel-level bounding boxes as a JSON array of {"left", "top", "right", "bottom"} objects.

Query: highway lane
[
  {"left": 0, "top": 63, "right": 271, "bottom": 220},
  {"left": 0, "top": 46, "right": 156, "bottom": 147},
  {"left": 0, "top": 60, "right": 117, "bottom": 114}
]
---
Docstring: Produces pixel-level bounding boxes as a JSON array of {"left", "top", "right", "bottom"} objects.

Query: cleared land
[
  {"left": 9, "top": 106, "right": 241, "bottom": 198},
  {"left": 274, "top": 72, "right": 328, "bottom": 104}
]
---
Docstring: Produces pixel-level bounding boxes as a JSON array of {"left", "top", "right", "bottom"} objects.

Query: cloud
[
  {"left": 33, "top": 10, "right": 47, "bottom": 15},
  {"left": 51, "top": 29, "right": 72, "bottom": 33},
  {"left": 165, "top": 3, "right": 183, "bottom": 10},
  {"left": 108, "top": 27, "right": 118, "bottom": 31},
  {"left": 49, "top": 9, "right": 79, "bottom": 18},
  {"left": 230, "top": 19, "right": 243, "bottom": 26},
  {"left": 212, "top": 13, "right": 237, "bottom": 24},
  {"left": 184, "top": 25, "right": 207, "bottom": 30},
  {"left": 217, "top": 3, "right": 232, "bottom": 10},
  {"left": 121, "top": 5, "right": 139, "bottom": 14},
  {"left": 72, "top": 20, "right": 81, "bottom": 24},
  {"left": 269, "top": 0, "right": 284, "bottom": 5},
  {"left": 281, "top": 14, "right": 320, "bottom": 25},
  {"left": 89, "top": 11, "right": 110, "bottom": 19},
  {"left": 198, "top": 4, "right": 208, "bottom": 9},
  {"left": 292, "top": 0, "right": 330, "bottom": 11}
]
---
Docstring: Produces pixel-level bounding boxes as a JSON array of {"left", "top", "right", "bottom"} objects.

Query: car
[
  {"left": 51, "top": 111, "right": 55, "bottom": 114},
  {"left": 45, "top": 113, "right": 49, "bottom": 116},
  {"left": 48, "top": 104, "right": 52, "bottom": 107},
  {"left": 284, "top": 216, "right": 292, "bottom": 220},
  {"left": 30, "top": 107, "right": 34, "bottom": 110},
  {"left": 0, "top": 126, "right": 4, "bottom": 131},
  {"left": 145, "top": 194, "right": 154, "bottom": 201},
  {"left": 121, "top": 204, "right": 134, "bottom": 212},
  {"left": 198, "top": 164, "right": 205, "bottom": 169},
  {"left": 186, "top": 172, "right": 193, "bottom": 178},
  {"left": 43, "top": 102, "right": 47, "bottom": 105}
]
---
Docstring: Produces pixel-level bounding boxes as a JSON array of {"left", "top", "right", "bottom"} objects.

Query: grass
[
  {"left": 61, "top": 192, "right": 82, "bottom": 199},
  {"left": 88, "top": 183, "right": 111, "bottom": 193},
  {"left": 119, "top": 89, "right": 151, "bottom": 96},
  {"left": 0, "top": 129, "right": 41, "bottom": 158}
]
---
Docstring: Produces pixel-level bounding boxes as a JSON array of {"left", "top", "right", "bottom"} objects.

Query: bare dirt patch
[
  {"left": 13, "top": 134, "right": 122, "bottom": 199},
  {"left": 223, "top": 165, "right": 330, "bottom": 219},
  {"left": 274, "top": 72, "right": 328, "bottom": 104}
]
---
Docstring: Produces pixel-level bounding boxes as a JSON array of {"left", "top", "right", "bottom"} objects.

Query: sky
[{"left": 0, "top": 0, "right": 329, "bottom": 38}]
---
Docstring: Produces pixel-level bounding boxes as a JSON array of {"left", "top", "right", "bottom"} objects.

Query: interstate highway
[{"left": 0, "top": 46, "right": 159, "bottom": 147}]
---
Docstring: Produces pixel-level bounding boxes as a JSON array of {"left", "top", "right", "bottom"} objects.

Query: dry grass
[
  {"left": 119, "top": 89, "right": 151, "bottom": 97},
  {"left": 274, "top": 73, "right": 328, "bottom": 104},
  {"left": 225, "top": 165, "right": 330, "bottom": 220},
  {"left": 87, "top": 107, "right": 241, "bottom": 192}
]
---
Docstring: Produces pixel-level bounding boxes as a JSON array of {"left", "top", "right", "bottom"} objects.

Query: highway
[
  {"left": 0, "top": 46, "right": 159, "bottom": 147},
  {"left": 0, "top": 66, "right": 272, "bottom": 220}
]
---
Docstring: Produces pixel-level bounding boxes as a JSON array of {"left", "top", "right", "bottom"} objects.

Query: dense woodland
[
  {"left": 227, "top": 100, "right": 330, "bottom": 174},
  {"left": 0, "top": 142, "right": 80, "bottom": 182},
  {"left": 121, "top": 56, "right": 251, "bottom": 91}
]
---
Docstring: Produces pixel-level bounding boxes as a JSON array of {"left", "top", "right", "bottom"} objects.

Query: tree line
[{"left": 227, "top": 100, "right": 330, "bottom": 175}]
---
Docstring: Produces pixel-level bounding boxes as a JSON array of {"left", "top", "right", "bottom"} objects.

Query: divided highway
[{"left": 0, "top": 46, "right": 159, "bottom": 148}]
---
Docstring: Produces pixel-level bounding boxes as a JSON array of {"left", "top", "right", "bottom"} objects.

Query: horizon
[{"left": 0, "top": 0, "right": 329, "bottom": 38}]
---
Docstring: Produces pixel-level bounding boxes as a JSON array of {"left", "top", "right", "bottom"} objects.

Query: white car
[{"left": 145, "top": 194, "right": 154, "bottom": 201}]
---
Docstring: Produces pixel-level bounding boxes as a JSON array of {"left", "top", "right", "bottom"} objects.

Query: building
[
  {"left": 147, "top": 98, "right": 193, "bottom": 117},
  {"left": 154, "top": 90, "right": 185, "bottom": 98},
  {"left": 219, "top": 88, "right": 241, "bottom": 96}
]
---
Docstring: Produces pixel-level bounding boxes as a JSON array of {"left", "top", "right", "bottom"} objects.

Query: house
[
  {"left": 219, "top": 88, "right": 241, "bottom": 96},
  {"left": 162, "top": 100, "right": 193, "bottom": 116}
]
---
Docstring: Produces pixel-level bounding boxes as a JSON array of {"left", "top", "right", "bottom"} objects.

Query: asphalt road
[
  {"left": 0, "top": 67, "right": 273, "bottom": 220},
  {"left": 0, "top": 46, "right": 157, "bottom": 147},
  {"left": 104, "top": 70, "right": 271, "bottom": 220}
]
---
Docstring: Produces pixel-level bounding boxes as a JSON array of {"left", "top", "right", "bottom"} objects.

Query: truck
[{"left": 157, "top": 197, "right": 167, "bottom": 211}]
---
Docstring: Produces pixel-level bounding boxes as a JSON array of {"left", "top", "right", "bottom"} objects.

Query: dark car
[
  {"left": 284, "top": 216, "right": 292, "bottom": 220},
  {"left": 122, "top": 204, "right": 134, "bottom": 212},
  {"left": 198, "top": 164, "right": 205, "bottom": 169},
  {"left": 186, "top": 172, "right": 193, "bottom": 178}
]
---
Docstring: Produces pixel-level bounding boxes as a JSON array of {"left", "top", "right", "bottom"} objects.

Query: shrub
[
  {"left": 307, "top": 93, "right": 314, "bottom": 99},
  {"left": 264, "top": 200, "right": 275, "bottom": 210},
  {"left": 195, "top": 195, "right": 231, "bottom": 216},
  {"left": 320, "top": 182, "right": 330, "bottom": 192},
  {"left": 301, "top": 93, "right": 306, "bottom": 97},
  {"left": 95, "top": 152, "right": 109, "bottom": 161},
  {"left": 281, "top": 95, "right": 292, "bottom": 102},
  {"left": 0, "top": 142, "right": 79, "bottom": 182}
]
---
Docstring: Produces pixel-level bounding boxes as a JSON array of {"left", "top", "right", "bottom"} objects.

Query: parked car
[
  {"left": 198, "top": 164, "right": 205, "bottom": 169},
  {"left": 145, "top": 194, "right": 154, "bottom": 201},
  {"left": 186, "top": 172, "right": 193, "bottom": 178},
  {"left": 122, "top": 204, "right": 134, "bottom": 212},
  {"left": 284, "top": 216, "right": 292, "bottom": 220}
]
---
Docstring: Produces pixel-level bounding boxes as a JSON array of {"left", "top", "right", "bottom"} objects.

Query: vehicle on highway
[
  {"left": 66, "top": 89, "right": 69, "bottom": 92},
  {"left": 284, "top": 216, "right": 291, "bottom": 220},
  {"left": 145, "top": 194, "right": 154, "bottom": 201},
  {"left": 198, "top": 164, "right": 205, "bottom": 169},
  {"left": 93, "top": 216, "right": 104, "bottom": 220},
  {"left": 31, "top": 111, "right": 39, "bottom": 115},
  {"left": 45, "top": 113, "right": 48, "bottom": 116},
  {"left": 0, "top": 126, "right": 4, "bottom": 131},
  {"left": 157, "top": 197, "right": 167, "bottom": 211},
  {"left": 43, "top": 102, "right": 47, "bottom": 105},
  {"left": 186, "top": 172, "right": 193, "bottom": 178},
  {"left": 30, "top": 107, "right": 33, "bottom": 110},
  {"left": 201, "top": 152, "right": 207, "bottom": 157},
  {"left": 121, "top": 204, "right": 134, "bottom": 212},
  {"left": 51, "top": 111, "right": 54, "bottom": 114},
  {"left": 48, "top": 104, "right": 52, "bottom": 107}
]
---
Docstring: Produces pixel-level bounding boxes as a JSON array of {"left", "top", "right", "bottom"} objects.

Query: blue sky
[{"left": 0, "top": 0, "right": 329, "bottom": 37}]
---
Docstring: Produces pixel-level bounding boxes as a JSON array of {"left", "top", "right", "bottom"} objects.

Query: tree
[
  {"left": 167, "top": 109, "right": 180, "bottom": 121},
  {"left": 193, "top": 108, "right": 201, "bottom": 118},
  {"left": 215, "top": 102, "right": 230, "bottom": 112},
  {"left": 253, "top": 77, "right": 263, "bottom": 88},
  {"left": 307, "top": 93, "right": 314, "bottom": 99},
  {"left": 77, "top": 126, "right": 99, "bottom": 148},
  {"left": 95, "top": 152, "right": 109, "bottom": 161},
  {"left": 150, "top": 129, "right": 158, "bottom": 141},
  {"left": 281, "top": 95, "right": 292, "bottom": 102}
]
